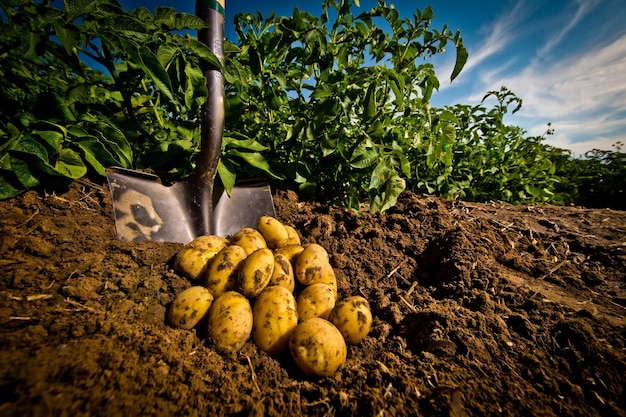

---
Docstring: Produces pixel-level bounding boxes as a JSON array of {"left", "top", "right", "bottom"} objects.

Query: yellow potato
[
  {"left": 295, "top": 243, "right": 330, "bottom": 285},
  {"left": 269, "top": 253, "right": 295, "bottom": 292},
  {"left": 167, "top": 286, "right": 214, "bottom": 330},
  {"left": 174, "top": 235, "right": 229, "bottom": 281},
  {"left": 257, "top": 215, "right": 289, "bottom": 249},
  {"left": 274, "top": 244, "right": 304, "bottom": 266},
  {"left": 296, "top": 283, "right": 336, "bottom": 321},
  {"left": 229, "top": 227, "right": 267, "bottom": 255},
  {"left": 284, "top": 225, "right": 301, "bottom": 245},
  {"left": 317, "top": 264, "right": 338, "bottom": 298},
  {"left": 289, "top": 318, "right": 347, "bottom": 377},
  {"left": 328, "top": 296, "right": 372, "bottom": 344},
  {"left": 206, "top": 291, "right": 253, "bottom": 354},
  {"left": 238, "top": 248, "right": 275, "bottom": 297},
  {"left": 205, "top": 245, "right": 248, "bottom": 297},
  {"left": 252, "top": 286, "right": 299, "bottom": 355}
]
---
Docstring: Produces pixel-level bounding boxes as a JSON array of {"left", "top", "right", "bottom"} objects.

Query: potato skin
[
  {"left": 289, "top": 318, "right": 347, "bottom": 377},
  {"left": 174, "top": 235, "right": 229, "bottom": 281},
  {"left": 257, "top": 216, "right": 289, "bottom": 249},
  {"left": 328, "top": 296, "right": 372, "bottom": 344},
  {"left": 229, "top": 227, "right": 267, "bottom": 255},
  {"left": 274, "top": 244, "right": 304, "bottom": 266},
  {"left": 269, "top": 253, "right": 295, "bottom": 292},
  {"left": 284, "top": 225, "right": 301, "bottom": 245},
  {"left": 252, "top": 286, "right": 299, "bottom": 355},
  {"left": 295, "top": 244, "right": 330, "bottom": 285},
  {"left": 238, "top": 248, "right": 275, "bottom": 297},
  {"left": 296, "top": 283, "right": 336, "bottom": 322},
  {"left": 168, "top": 286, "right": 214, "bottom": 330},
  {"left": 206, "top": 291, "right": 253, "bottom": 354},
  {"left": 205, "top": 245, "right": 247, "bottom": 297}
]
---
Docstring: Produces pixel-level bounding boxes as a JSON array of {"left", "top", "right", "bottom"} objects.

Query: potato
[
  {"left": 205, "top": 245, "right": 247, "bottom": 297},
  {"left": 274, "top": 244, "right": 304, "bottom": 266},
  {"left": 174, "top": 235, "right": 229, "bottom": 281},
  {"left": 229, "top": 227, "right": 267, "bottom": 255},
  {"left": 167, "top": 286, "right": 214, "bottom": 330},
  {"left": 284, "top": 225, "right": 301, "bottom": 245},
  {"left": 289, "top": 318, "right": 347, "bottom": 377},
  {"left": 295, "top": 243, "right": 330, "bottom": 285},
  {"left": 328, "top": 296, "right": 372, "bottom": 344},
  {"left": 252, "top": 286, "right": 299, "bottom": 355},
  {"left": 257, "top": 215, "right": 289, "bottom": 249},
  {"left": 317, "top": 264, "right": 338, "bottom": 298},
  {"left": 238, "top": 248, "right": 275, "bottom": 297},
  {"left": 269, "top": 253, "right": 295, "bottom": 292},
  {"left": 296, "top": 283, "right": 336, "bottom": 321},
  {"left": 206, "top": 291, "right": 253, "bottom": 354}
]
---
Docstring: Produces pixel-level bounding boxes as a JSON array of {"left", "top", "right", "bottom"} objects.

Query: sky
[{"left": 118, "top": 0, "right": 626, "bottom": 155}]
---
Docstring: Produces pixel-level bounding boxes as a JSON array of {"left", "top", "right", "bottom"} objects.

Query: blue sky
[{"left": 119, "top": 0, "right": 626, "bottom": 155}]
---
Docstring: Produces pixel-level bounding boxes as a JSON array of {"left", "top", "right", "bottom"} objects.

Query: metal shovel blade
[
  {"left": 106, "top": 167, "right": 275, "bottom": 243},
  {"left": 105, "top": 0, "right": 275, "bottom": 243}
]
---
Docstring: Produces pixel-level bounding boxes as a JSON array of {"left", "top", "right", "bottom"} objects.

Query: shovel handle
[{"left": 195, "top": 0, "right": 225, "bottom": 187}]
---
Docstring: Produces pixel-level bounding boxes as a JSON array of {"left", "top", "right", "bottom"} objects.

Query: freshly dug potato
[
  {"left": 205, "top": 245, "right": 247, "bottom": 297},
  {"left": 174, "top": 235, "right": 229, "bottom": 281},
  {"left": 296, "top": 283, "right": 336, "bottom": 321},
  {"left": 238, "top": 248, "right": 275, "bottom": 297},
  {"left": 317, "top": 264, "right": 338, "bottom": 298},
  {"left": 328, "top": 296, "right": 372, "bottom": 344},
  {"left": 206, "top": 291, "right": 253, "bottom": 354},
  {"left": 274, "top": 244, "right": 304, "bottom": 266},
  {"left": 269, "top": 253, "right": 295, "bottom": 292},
  {"left": 229, "top": 227, "right": 267, "bottom": 255},
  {"left": 289, "top": 318, "right": 347, "bottom": 377},
  {"left": 252, "top": 286, "right": 299, "bottom": 355},
  {"left": 284, "top": 225, "right": 301, "bottom": 245},
  {"left": 168, "top": 286, "right": 214, "bottom": 330},
  {"left": 295, "top": 243, "right": 330, "bottom": 285},
  {"left": 257, "top": 216, "right": 289, "bottom": 249}
]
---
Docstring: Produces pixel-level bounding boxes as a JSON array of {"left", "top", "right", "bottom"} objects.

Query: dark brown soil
[{"left": 1, "top": 178, "right": 625, "bottom": 417}]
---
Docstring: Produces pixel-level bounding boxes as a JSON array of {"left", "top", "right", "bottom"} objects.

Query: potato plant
[{"left": 2, "top": 0, "right": 621, "bottom": 210}]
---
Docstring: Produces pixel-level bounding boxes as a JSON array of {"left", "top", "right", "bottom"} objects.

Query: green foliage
[
  {"left": 225, "top": 0, "right": 468, "bottom": 211},
  {"left": 554, "top": 142, "right": 626, "bottom": 210},
  {"left": 0, "top": 0, "right": 271, "bottom": 198},
  {"left": 1, "top": 0, "right": 623, "bottom": 211}
]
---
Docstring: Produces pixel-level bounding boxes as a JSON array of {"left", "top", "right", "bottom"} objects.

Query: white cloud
[
  {"left": 501, "top": 33, "right": 626, "bottom": 152},
  {"left": 536, "top": 0, "right": 600, "bottom": 58},
  {"left": 434, "top": 0, "right": 536, "bottom": 88},
  {"left": 438, "top": 1, "right": 626, "bottom": 153}
]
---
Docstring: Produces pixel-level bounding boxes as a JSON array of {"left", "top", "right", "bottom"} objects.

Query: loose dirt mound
[{"left": 1, "top": 179, "right": 625, "bottom": 417}]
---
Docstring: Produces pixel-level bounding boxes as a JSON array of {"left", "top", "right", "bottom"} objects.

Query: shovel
[{"left": 106, "top": 0, "right": 275, "bottom": 244}]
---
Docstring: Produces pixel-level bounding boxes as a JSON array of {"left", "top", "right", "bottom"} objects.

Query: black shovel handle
[{"left": 195, "top": 0, "right": 225, "bottom": 189}]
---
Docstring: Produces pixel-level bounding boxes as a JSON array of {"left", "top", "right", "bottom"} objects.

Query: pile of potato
[{"left": 167, "top": 216, "right": 372, "bottom": 377}]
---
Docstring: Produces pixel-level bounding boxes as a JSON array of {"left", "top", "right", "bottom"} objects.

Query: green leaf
[
  {"left": 55, "top": 148, "right": 87, "bottom": 178},
  {"left": 451, "top": 42, "right": 468, "bottom": 82},
  {"left": 350, "top": 145, "right": 378, "bottom": 169},
  {"left": 223, "top": 134, "right": 268, "bottom": 152},
  {"left": 185, "top": 38, "right": 223, "bottom": 69},
  {"left": 0, "top": 172, "right": 24, "bottom": 199},
  {"left": 74, "top": 136, "right": 119, "bottom": 175},
  {"left": 363, "top": 81, "right": 377, "bottom": 120},
  {"left": 370, "top": 170, "right": 405, "bottom": 213},
  {"left": 90, "top": 123, "right": 133, "bottom": 167},
  {"left": 227, "top": 150, "right": 281, "bottom": 179},
  {"left": 9, "top": 156, "right": 40, "bottom": 188},
  {"left": 139, "top": 45, "right": 176, "bottom": 103},
  {"left": 217, "top": 160, "right": 236, "bottom": 195},
  {"left": 52, "top": 21, "right": 79, "bottom": 55}
]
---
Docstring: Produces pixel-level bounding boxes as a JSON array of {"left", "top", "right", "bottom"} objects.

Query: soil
[{"left": 0, "top": 178, "right": 625, "bottom": 417}]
